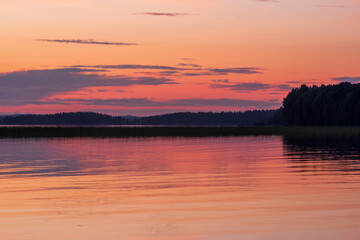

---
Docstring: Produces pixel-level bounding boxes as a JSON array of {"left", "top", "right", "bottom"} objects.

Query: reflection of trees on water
[
  {"left": 283, "top": 135, "right": 360, "bottom": 174},
  {"left": 0, "top": 139, "right": 84, "bottom": 177}
]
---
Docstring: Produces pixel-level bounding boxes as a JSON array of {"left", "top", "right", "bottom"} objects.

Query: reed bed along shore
[{"left": 0, "top": 126, "right": 360, "bottom": 138}]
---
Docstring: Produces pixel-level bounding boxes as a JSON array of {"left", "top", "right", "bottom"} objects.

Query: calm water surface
[{"left": 0, "top": 136, "right": 359, "bottom": 240}]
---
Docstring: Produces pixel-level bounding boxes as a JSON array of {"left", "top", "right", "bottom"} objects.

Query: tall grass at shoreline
[{"left": 0, "top": 126, "right": 359, "bottom": 138}]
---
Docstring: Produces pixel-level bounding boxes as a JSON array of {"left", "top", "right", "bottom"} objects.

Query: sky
[{"left": 0, "top": 0, "right": 359, "bottom": 116}]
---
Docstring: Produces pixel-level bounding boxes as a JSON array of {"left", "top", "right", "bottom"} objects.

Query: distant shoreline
[{"left": 0, "top": 126, "right": 359, "bottom": 138}]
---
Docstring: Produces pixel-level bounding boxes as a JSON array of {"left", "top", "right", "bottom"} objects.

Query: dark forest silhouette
[
  {"left": 0, "top": 110, "right": 278, "bottom": 126},
  {"left": 282, "top": 82, "right": 360, "bottom": 125},
  {"left": 1, "top": 82, "right": 359, "bottom": 126}
]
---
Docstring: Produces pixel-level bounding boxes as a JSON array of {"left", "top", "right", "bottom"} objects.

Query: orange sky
[{"left": 0, "top": 0, "right": 359, "bottom": 115}]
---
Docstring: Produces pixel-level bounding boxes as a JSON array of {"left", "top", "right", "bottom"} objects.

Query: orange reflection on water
[{"left": 0, "top": 137, "right": 359, "bottom": 240}]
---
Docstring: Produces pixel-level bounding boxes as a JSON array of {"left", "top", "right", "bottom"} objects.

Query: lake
[{"left": 0, "top": 136, "right": 359, "bottom": 240}]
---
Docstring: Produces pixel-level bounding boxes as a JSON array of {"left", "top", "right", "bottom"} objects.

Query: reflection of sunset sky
[
  {"left": 0, "top": 137, "right": 283, "bottom": 177},
  {"left": 1, "top": 0, "right": 359, "bottom": 115},
  {"left": 1, "top": 137, "right": 359, "bottom": 240}
]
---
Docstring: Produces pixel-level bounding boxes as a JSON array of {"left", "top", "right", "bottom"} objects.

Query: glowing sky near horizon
[{"left": 0, "top": 0, "right": 359, "bottom": 115}]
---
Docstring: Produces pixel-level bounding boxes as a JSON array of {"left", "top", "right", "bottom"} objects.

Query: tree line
[
  {"left": 282, "top": 82, "right": 360, "bottom": 126},
  {"left": 0, "top": 110, "right": 278, "bottom": 126},
  {"left": 1, "top": 82, "right": 358, "bottom": 126}
]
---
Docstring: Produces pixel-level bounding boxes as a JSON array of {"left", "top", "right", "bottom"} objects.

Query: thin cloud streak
[
  {"left": 48, "top": 98, "right": 280, "bottom": 108},
  {"left": 316, "top": 5, "right": 348, "bottom": 8},
  {"left": 211, "top": 82, "right": 292, "bottom": 92},
  {"left": 71, "top": 64, "right": 181, "bottom": 70},
  {"left": 36, "top": 39, "right": 138, "bottom": 46},
  {"left": 68, "top": 65, "right": 264, "bottom": 76},
  {"left": 0, "top": 68, "right": 177, "bottom": 106},
  {"left": 177, "top": 63, "right": 202, "bottom": 68},
  {"left": 209, "top": 68, "right": 263, "bottom": 74},
  {"left": 332, "top": 76, "right": 360, "bottom": 83}
]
